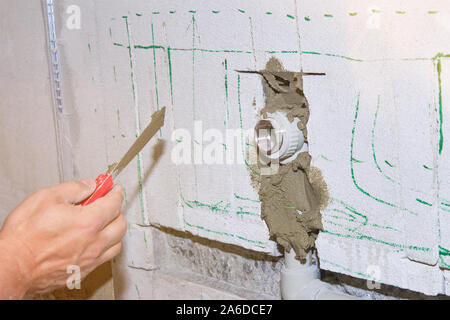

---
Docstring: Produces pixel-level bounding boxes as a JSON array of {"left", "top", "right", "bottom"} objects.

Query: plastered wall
[
  {"left": 51, "top": 0, "right": 450, "bottom": 296},
  {"left": 3, "top": 0, "right": 450, "bottom": 298}
]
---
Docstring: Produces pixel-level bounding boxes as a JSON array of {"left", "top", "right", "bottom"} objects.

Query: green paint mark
[
  {"left": 351, "top": 94, "right": 418, "bottom": 215},
  {"left": 152, "top": 11, "right": 160, "bottom": 15},
  {"left": 124, "top": 16, "right": 145, "bottom": 223},
  {"left": 212, "top": 10, "right": 220, "bottom": 14},
  {"left": 284, "top": 206, "right": 296, "bottom": 209},
  {"left": 371, "top": 9, "right": 381, "bottom": 13},
  {"left": 395, "top": 11, "right": 406, "bottom": 14},
  {"left": 286, "top": 14, "right": 295, "bottom": 20},
  {"left": 192, "top": 14, "right": 196, "bottom": 120},
  {"left": 371, "top": 94, "right": 439, "bottom": 202},
  {"left": 265, "top": 12, "right": 272, "bottom": 15},
  {"left": 224, "top": 59, "right": 229, "bottom": 124},
  {"left": 437, "top": 58, "right": 443, "bottom": 154},
  {"left": 193, "top": 139, "right": 200, "bottom": 145},
  {"left": 416, "top": 198, "right": 432, "bottom": 206},
  {"left": 182, "top": 197, "right": 230, "bottom": 215},
  {"left": 234, "top": 193, "right": 260, "bottom": 203},
  {"left": 189, "top": 10, "right": 197, "bottom": 14},
  {"left": 238, "top": 9, "right": 246, "bottom": 13},
  {"left": 321, "top": 155, "right": 332, "bottom": 162},
  {"left": 349, "top": 12, "right": 358, "bottom": 16},
  {"left": 184, "top": 219, "right": 235, "bottom": 238},
  {"left": 169, "top": 11, "right": 176, "bottom": 14},
  {"left": 134, "top": 44, "right": 164, "bottom": 50},
  {"left": 135, "top": 284, "right": 141, "bottom": 299},
  {"left": 136, "top": 13, "right": 142, "bottom": 17},
  {"left": 423, "top": 165, "right": 432, "bottom": 170},
  {"left": 324, "top": 14, "right": 333, "bottom": 18},
  {"left": 109, "top": 28, "right": 112, "bottom": 38},
  {"left": 236, "top": 207, "right": 259, "bottom": 217},
  {"left": 113, "top": 42, "right": 126, "bottom": 47},
  {"left": 304, "top": 16, "right": 311, "bottom": 21},
  {"left": 167, "top": 47, "right": 174, "bottom": 105},
  {"left": 184, "top": 218, "right": 264, "bottom": 245},
  {"left": 351, "top": 157, "right": 364, "bottom": 163},
  {"left": 428, "top": 11, "right": 439, "bottom": 14},
  {"left": 113, "top": 65, "right": 117, "bottom": 82},
  {"left": 384, "top": 160, "right": 394, "bottom": 167},
  {"left": 88, "top": 43, "right": 91, "bottom": 52},
  {"left": 151, "top": 23, "right": 161, "bottom": 114}
]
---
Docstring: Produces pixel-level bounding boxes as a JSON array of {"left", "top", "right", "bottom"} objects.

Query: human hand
[{"left": 0, "top": 179, "right": 125, "bottom": 298}]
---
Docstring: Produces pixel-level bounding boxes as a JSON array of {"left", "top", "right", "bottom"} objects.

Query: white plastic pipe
[{"left": 280, "top": 250, "right": 360, "bottom": 300}]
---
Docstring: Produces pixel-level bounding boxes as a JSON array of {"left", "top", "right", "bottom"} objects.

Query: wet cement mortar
[{"left": 255, "top": 57, "right": 328, "bottom": 263}]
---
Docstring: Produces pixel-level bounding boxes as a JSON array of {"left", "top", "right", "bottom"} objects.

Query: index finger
[{"left": 83, "top": 185, "right": 124, "bottom": 231}]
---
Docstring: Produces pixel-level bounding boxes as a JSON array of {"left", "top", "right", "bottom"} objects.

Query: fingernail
[{"left": 80, "top": 179, "right": 96, "bottom": 191}]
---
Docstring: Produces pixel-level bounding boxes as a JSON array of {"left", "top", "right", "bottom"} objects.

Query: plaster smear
[{"left": 256, "top": 58, "right": 328, "bottom": 263}]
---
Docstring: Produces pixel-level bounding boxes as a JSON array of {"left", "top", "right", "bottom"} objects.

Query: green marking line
[
  {"left": 265, "top": 12, "right": 272, "bottom": 15},
  {"left": 384, "top": 160, "right": 394, "bottom": 167},
  {"left": 437, "top": 58, "right": 443, "bottom": 154},
  {"left": 151, "top": 24, "right": 160, "bottom": 113},
  {"left": 181, "top": 195, "right": 231, "bottom": 214},
  {"left": 224, "top": 59, "right": 229, "bottom": 124},
  {"left": 423, "top": 165, "right": 432, "bottom": 170},
  {"left": 395, "top": 11, "right": 406, "bottom": 14},
  {"left": 152, "top": 11, "right": 160, "bottom": 15},
  {"left": 320, "top": 155, "right": 332, "bottom": 162},
  {"left": 324, "top": 14, "right": 333, "bottom": 18},
  {"left": 134, "top": 44, "right": 164, "bottom": 49},
  {"left": 123, "top": 16, "right": 146, "bottom": 224},
  {"left": 135, "top": 284, "right": 141, "bottom": 299},
  {"left": 351, "top": 94, "right": 418, "bottom": 216},
  {"left": 416, "top": 198, "right": 432, "bottom": 206},
  {"left": 169, "top": 11, "right": 176, "bottom": 14},
  {"left": 136, "top": 13, "right": 142, "bottom": 17},
  {"left": 167, "top": 47, "right": 174, "bottom": 105},
  {"left": 349, "top": 12, "right": 358, "bottom": 16},
  {"left": 212, "top": 10, "right": 220, "bottom": 14},
  {"left": 428, "top": 11, "right": 439, "bottom": 14},
  {"left": 236, "top": 207, "right": 259, "bottom": 217},
  {"left": 234, "top": 193, "right": 260, "bottom": 203},
  {"left": 286, "top": 14, "right": 295, "bottom": 20},
  {"left": 238, "top": 9, "right": 246, "bottom": 13},
  {"left": 184, "top": 219, "right": 264, "bottom": 245}
]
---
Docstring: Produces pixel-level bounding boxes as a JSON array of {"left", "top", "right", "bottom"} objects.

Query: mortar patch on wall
[{"left": 248, "top": 57, "right": 329, "bottom": 263}]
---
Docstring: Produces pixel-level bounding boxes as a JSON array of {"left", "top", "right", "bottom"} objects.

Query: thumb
[{"left": 50, "top": 179, "right": 97, "bottom": 204}]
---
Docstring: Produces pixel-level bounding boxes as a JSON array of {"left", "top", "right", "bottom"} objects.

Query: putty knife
[{"left": 81, "top": 107, "right": 166, "bottom": 206}]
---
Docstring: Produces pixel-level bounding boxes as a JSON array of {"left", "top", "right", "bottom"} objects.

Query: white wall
[{"left": 45, "top": 0, "right": 450, "bottom": 296}]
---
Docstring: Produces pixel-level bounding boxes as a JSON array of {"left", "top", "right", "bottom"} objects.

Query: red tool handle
[{"left": 80, "top": 173, "right": 114, "bottom": 206}]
